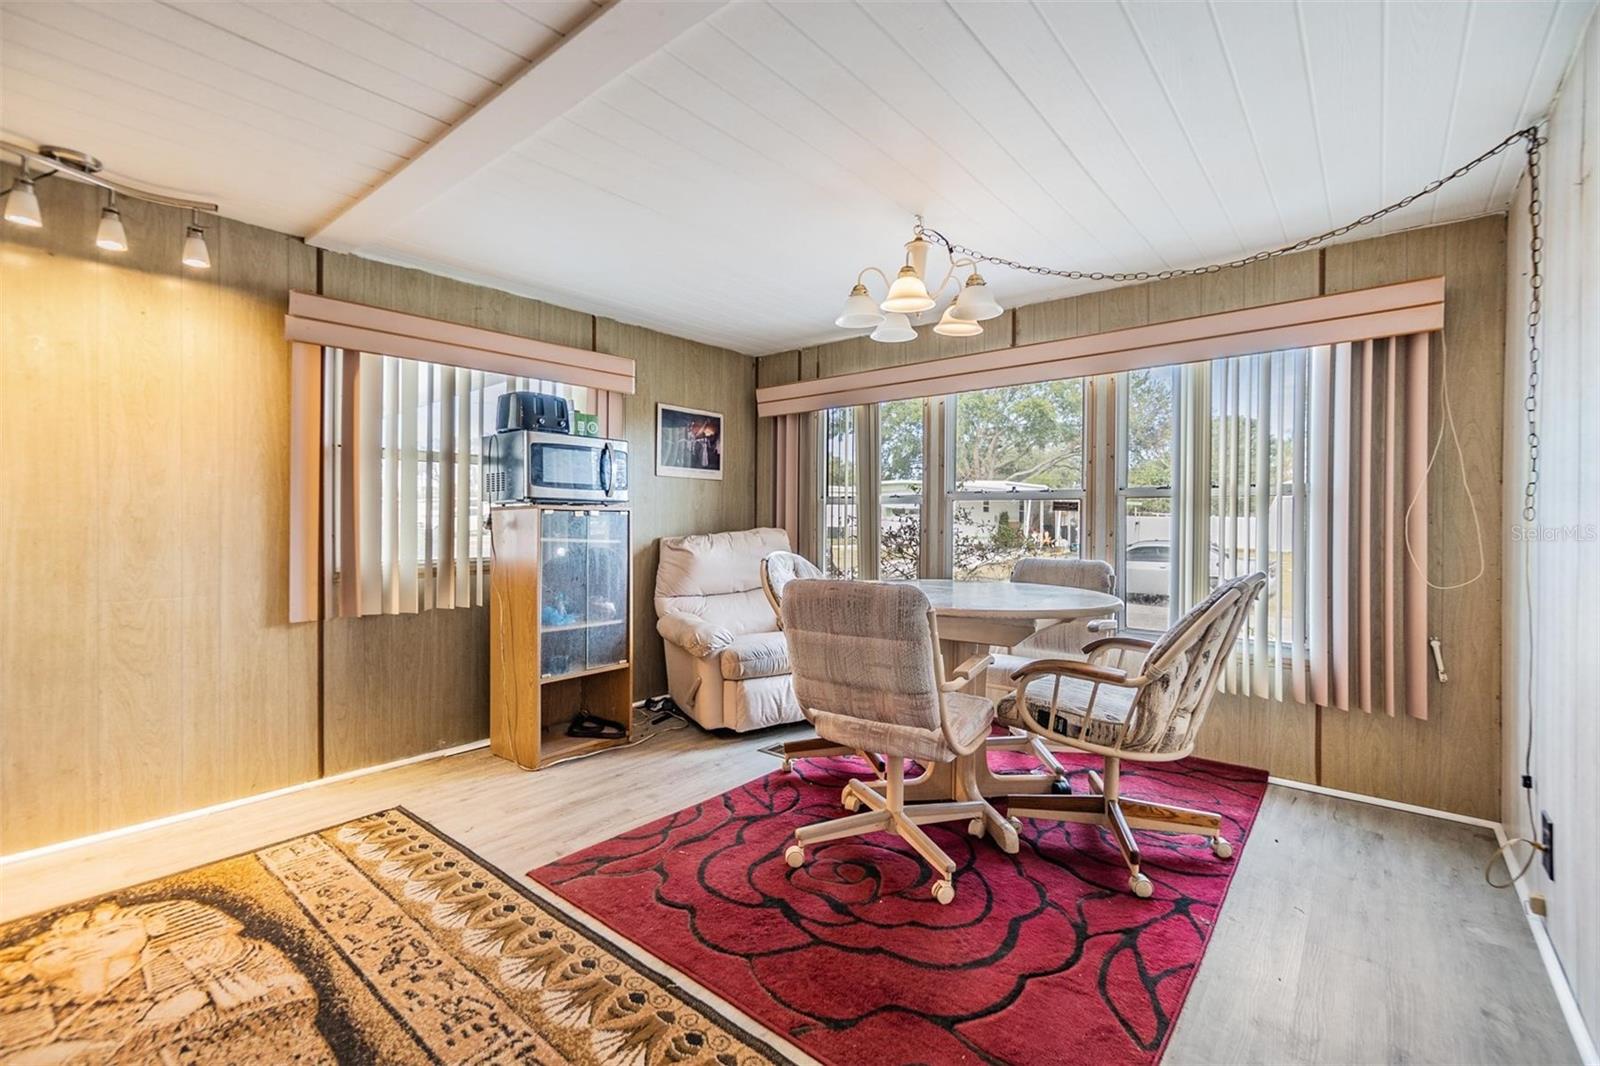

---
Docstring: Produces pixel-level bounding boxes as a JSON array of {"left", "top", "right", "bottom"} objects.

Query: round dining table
[{"left": 885, "top": 578, "right": 1125, "bottom": 853}]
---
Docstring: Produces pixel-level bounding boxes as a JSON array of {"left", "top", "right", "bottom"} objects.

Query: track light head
[
  {"left": 3, "top": 175, "right": 42, "bottom": 227},
  {"left": 182, "top": 224, "right": 211, "bottom": 269},
  {"left": 96, "top": 193, "right": 128, "bottom": 252}
]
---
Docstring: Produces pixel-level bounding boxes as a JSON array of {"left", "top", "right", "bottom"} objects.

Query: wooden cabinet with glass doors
[{"left": 488, "top": 505, "right": 632, "bottom": 769}]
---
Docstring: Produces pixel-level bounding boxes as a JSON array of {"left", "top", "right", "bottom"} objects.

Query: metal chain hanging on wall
[{"left": 1519, "top": 132, "right": 1545, "bottom": 524}]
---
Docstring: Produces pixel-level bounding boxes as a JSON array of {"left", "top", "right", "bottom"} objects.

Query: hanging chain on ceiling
[
  {"left": 914, "top": 126, "right": 1542, "bottom": 286},
  {"left": 915, "top": 126, "right": 1549, "bottom": 514}
]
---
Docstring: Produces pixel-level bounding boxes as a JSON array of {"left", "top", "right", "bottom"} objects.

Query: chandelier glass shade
[
  {"left": 870, "top": 312, "right": 917, "bottom": 343},
  {"left": 881, "top": 265, "right": 936, "bottom": 313},
  {"left": 834, "top": 284, "right": 884, "bottom": 328},
  {"left": 834, "top": 224, "right": 1002, "bottom": 343},
  {"left": 933, "top": 306, "right": 983, "bottom": 337},
  {"left": 949, "top": 272, "right": 1003, "bottom": 321}
]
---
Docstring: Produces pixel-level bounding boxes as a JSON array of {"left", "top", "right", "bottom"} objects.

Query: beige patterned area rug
[{"left": 0, "top": 808, "right": 783, "bottom": 1064}]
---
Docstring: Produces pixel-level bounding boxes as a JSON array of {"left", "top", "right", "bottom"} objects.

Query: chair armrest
[
  {"left": 656, "top": 612, "right": 734, "bottom": 658},
  {"left": 1082, "top": 635, "right": 1154, "bottom": 655},
  {"left": 1010, "top": 657, "right": 1132, "bottom": 687},
  {"left": 940, "top": 653, "right": 994, "bottom": 692},
  {"left": 1082, "top": 635, "right": 1155, "bottom": 671}
]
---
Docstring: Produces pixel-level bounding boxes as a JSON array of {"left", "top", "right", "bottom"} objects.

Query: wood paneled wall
[
  {"left": 1502, "top": 18, "right": 1599, "bottom": 1047},
  {"left": 1, "top": 168, "right": 318, "bottom": 852},
  {"left": 1, "top": 174, "right": 755, "bottom": 851},
  {"left": 762, "top": 216, "right": 1507, "bottom": 818}
]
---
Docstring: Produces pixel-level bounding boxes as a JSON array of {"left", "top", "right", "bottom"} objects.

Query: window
[
  {"left": 950, "top": 380, "right": 1085, "bottom": 581},
  {"left": 811, "top": 348, "right": 1311, "bottom": 647},
  {"left": 820, "top": 399, "right": 926, "bottom": 580},
  {"left": 328, "top": 349, "right": 596, "bottom": 616},
  {"left": 878, "top": 398, "right": 924, "bottom": 580},
  {"left": 1117, "top": 366, "right": 1178, "bottom": 630},
  {"left": 1206, "top": 350, "right": 1306, "bottom": 653},
  {"left": 820, "top": 405, "right": 862, "bottom": 579}
]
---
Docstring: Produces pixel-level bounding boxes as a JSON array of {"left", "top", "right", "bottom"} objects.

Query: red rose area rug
[{"left": 530, "top": 750, "right": 1268, "bottom": 1066}]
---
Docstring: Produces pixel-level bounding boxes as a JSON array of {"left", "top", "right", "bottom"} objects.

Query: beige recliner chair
[{"left": 654, "top": 528, "right": 805, "bottom": 732}]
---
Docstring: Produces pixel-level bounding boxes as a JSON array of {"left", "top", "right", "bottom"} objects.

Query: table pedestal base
[{"left": 847, "top": 729, "right": 1074, "bottom": 855}]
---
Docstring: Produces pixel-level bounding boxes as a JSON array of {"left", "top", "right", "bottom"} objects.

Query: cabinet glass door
[
  {"left": 585, "top": 510, "right": 629, "bottom": 669},
  {"left": 539, "top": 510, "right": 589, "bottom": 678}
]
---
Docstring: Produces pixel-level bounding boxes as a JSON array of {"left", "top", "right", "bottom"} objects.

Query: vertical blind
[
  {"left": 325, "top": 348, "right": 601, "bottom": 619},
  {"left": 1167, "top": 337, "right": 1430, "bottom": 717},
  {"left": 774, "top": 333, "right": 1433, "bottom": 719}
]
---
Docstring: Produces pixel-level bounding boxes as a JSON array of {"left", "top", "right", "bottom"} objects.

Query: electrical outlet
[{"left": 1540, "top": 811, "right": 1555, "bottom": 881}]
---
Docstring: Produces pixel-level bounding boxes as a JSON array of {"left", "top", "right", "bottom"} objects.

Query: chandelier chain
[
  {"left": 913, "top": 125, "right": 1547, "bottom": 516},
  {"left": 914, "top": 126, "right": 1540, "bottom": 285}
]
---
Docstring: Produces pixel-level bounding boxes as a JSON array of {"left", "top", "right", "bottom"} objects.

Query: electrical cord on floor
[{"left": 542, "top": 700, "right": 689, "bottom": 767}]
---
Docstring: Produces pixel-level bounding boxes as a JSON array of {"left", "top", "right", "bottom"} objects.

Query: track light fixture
[
  {"left": 2, "top": 141, "right": 217, "bottom": 270},
  {"left": 834, "top": 221, "right": 1001, "bottom": 343}
]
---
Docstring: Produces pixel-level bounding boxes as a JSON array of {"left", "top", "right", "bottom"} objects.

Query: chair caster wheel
[
  {"left": 966, "top": 818, "right": 985, "bottom": 837},
  {"left": 1008, "top": 816, "right": 1023, "bottom": 831},
  {"left": 932, "top": 880, "right": 954, "bottom": 905},
  {"left": 784, "top": 845, "right": 805, "bottom": 869},
  {"left": 1211, "top": 836, "right": 1234, "bottom": 860},
  {"left": 1129, "top": 873, "right": 1154, "bottom": 899},
  {"left": 841, "top": 791, "right": 860, "bottom": 812},
  {"left": 780, "top": 758, "right": 793, "bottom": 774}
]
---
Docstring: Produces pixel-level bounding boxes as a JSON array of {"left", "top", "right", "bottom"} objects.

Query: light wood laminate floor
[{"left": 0, "top": 723, "right": 1578, "bottom": 1065}]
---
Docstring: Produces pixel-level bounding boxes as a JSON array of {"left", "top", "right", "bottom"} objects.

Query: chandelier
[
  {"left": 834, "top": 222, "right": 1003, "bottom": 343},
  {"left": 2, "top": 140, "right": 218, "bottom": 269}
]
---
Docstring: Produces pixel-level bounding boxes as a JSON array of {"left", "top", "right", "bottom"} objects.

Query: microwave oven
[{"left": 484, "top": 429, "right": 628, "bottom": 505}]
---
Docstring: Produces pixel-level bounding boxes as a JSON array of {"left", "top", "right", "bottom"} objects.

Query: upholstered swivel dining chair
[
  {"left": 1000, "top": 571, "right": 1267, "bottom": 898},
  {"left": 759, "top": 551, "right": 877, "bottom": 772},
  {"left": 781, "top": 580, "right": 1002, "bottom": 905},
  {"left": 989, "top": 558, "right": 1120, "bottom": 683}
]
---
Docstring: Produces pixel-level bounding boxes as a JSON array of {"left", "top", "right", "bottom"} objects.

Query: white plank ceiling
[{"left": 2, "top": 0, "right": 1593, "bottom": 355}]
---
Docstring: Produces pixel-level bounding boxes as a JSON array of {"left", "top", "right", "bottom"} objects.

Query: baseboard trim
[
  {"left": 1265, "top": 775, "right": 1501, "bottom": 830},
  {"left": 1265, "top": 776, "right": 1594, "bottom": 1061},
  {"left": 1494, "top": 825, "right": 1600, "bottom": 1065},
  {"left": 0, "top": 739, "right": 491, "bottom": 867}
]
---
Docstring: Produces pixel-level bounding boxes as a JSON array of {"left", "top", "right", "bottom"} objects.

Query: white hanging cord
[{"left": 1403, "top": 331, "right": 1487, "bottom": 591}]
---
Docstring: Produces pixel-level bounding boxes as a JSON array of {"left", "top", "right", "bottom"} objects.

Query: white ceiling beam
[{"left": 307, "top": 0, "right": 727, "bottom": 253}]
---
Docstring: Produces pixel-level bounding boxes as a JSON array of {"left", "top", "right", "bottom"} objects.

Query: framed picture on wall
[{"left": 656, "top": 403, "right": 724, "bottom": 481}]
